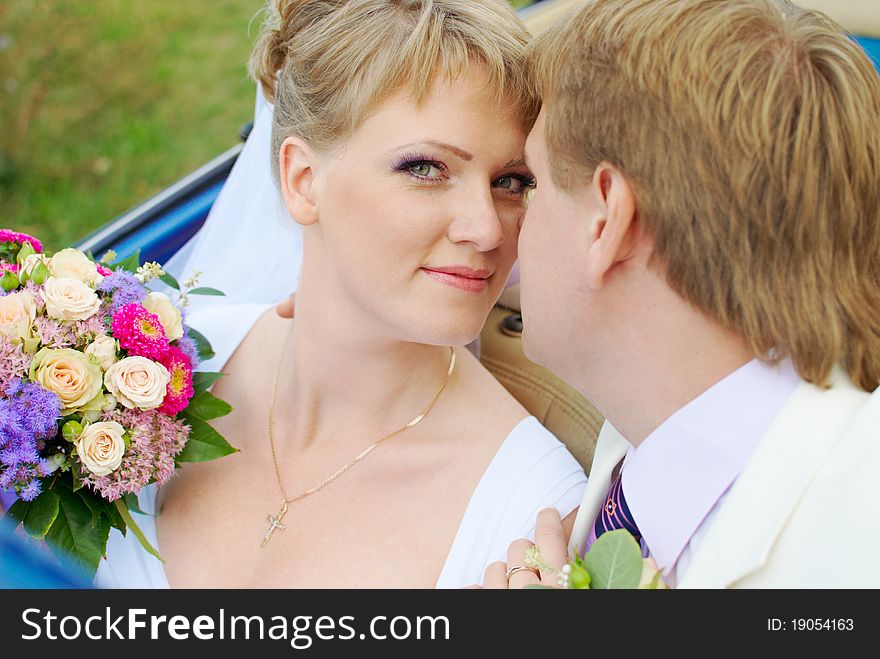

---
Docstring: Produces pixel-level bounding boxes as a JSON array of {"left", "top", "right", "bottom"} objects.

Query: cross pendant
[{"left": 261, "top": 500, "right": 289, "bottom": 548}]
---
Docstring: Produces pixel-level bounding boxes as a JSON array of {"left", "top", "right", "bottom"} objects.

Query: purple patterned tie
[{"left": 585, "top": 458, "right": 644, "bottom": 553}]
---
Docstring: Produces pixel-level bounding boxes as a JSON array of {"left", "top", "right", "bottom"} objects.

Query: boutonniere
[{"left": 525, "top": 529, "right": 669, "bottom": 589}]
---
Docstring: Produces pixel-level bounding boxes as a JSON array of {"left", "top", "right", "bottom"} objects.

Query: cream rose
[
  {"left": 75, "top": 421, "right": 126, "bottom": 476},
  {"left": 42, "top": 276, "right": 102, "bottom": 321},
  {"left": 31, "top": 347, "right": 104, "bottom": 414},
  {"left": 85, "top": 334, "right": 119, "bottom": 370},
  {"left": 104, "top": 356, "right": 170, "bottom": 410},
  {"left": 49, "top": 248, "right": 103, "bottom": 286},
  {"left": 142, "top": 291, "right": 183, "bottom": 341},
  {"left": 0, "top": 290, "right": 36, "bottom": 341}
]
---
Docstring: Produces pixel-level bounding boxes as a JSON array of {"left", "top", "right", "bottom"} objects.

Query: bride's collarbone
[{"left": 157, "top": 466, "right": 455, "bottom": 588}]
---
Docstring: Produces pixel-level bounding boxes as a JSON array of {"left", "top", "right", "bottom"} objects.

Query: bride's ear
[{"left": 279, "top": 136, "right": 319, "bottom": 226}]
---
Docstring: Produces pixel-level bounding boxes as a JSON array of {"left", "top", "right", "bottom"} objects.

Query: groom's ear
[
  {"left": 279, "top": 136, "right": 319, "bottom": 226},
  {"left": 584, "top": 162, "right": 640, "bottom": 290}
]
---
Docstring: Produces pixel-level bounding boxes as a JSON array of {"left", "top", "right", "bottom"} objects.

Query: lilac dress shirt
[{"left": 620, "top": 358, "right": 801, "bottom": 586}]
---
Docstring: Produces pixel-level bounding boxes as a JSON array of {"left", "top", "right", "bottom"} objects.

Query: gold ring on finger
[{"left": 505, "top": 565, "right": 540, "bottom": 580}]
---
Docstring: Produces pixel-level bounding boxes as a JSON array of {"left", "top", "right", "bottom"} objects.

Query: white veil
[{"left": 162, "top": 87, "right": 303, "bottom": 371}]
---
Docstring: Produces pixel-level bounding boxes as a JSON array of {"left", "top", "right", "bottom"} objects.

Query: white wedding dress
[{"left": 93, "top": 89, "right": 587, "bottom": 589}]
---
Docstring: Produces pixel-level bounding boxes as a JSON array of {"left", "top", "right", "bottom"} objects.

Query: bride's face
[{"left": 284, "top": 67, "right": 533, "bottom": 345}]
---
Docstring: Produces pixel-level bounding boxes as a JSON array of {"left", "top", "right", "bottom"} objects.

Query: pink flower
[
  {"left": 82, "top": 407, "right": 189, "bottom": 500},
  {"left": 96, "top": 265, "right": 112, "bottom": 277},
  {"left": 158, "top": 347, "right": 194, "bottom": 416},
  {"left": 0, "top": 336, "right": 34, "bottom": 395},
  {"left": 0, "top": 262, "right": 20, "bottom": 274},
  {"left": 110, "top": 303, "right": 169, "bottom": 360},
  {"left": 0, "top": 229, "right": 43, "bottom": 253}
]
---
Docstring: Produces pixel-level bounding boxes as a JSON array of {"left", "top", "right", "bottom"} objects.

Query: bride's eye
[
  {"left": 393, "top": 154, "right": 447, "bottom": 182},
  {"left": 493, "top": 174, "right": 537, "bottom": 196},
  {"left": 410, "top": 162, "right": 439, "bottom": 177}
]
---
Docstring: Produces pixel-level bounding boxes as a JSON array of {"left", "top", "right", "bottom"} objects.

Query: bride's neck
[{"left": 272, "top": 270, "right": 453, "bottom": 450}]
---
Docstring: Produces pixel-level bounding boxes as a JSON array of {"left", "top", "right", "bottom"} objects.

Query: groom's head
[{"left": 519, "top": 0, "right": 880, "bottom": 394}]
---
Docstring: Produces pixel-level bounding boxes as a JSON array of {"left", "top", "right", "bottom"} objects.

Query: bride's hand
[
  {"left": 479, "top": 508, "right": 571, "bottom": 589},
  {"left": 276, "top": 292, "right": 296, "bottom": 319}
]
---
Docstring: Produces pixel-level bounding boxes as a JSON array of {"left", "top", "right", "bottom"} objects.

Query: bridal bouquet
[
  {"left": 525, "top": 529, "right": 668, "bottom": 589},
  {"left": 0, "top": 229, "right": 236, "bottom": 577}
]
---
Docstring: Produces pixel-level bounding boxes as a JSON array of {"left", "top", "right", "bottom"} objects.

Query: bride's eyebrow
[{"left": 391, "top": 141, "right": 473, "bottom": 161}]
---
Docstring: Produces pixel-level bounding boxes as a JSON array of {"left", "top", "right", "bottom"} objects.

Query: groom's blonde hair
[
  {"left": 250, "top": 0, "right": 538, "bottom": 181},
  {"left": 528, "top": 0, "right": 880, "bottom": 392}
]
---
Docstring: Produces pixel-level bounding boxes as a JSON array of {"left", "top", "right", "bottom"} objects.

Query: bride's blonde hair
[{"left": 250, "top": 0, "right": 538, "bottom": 181}]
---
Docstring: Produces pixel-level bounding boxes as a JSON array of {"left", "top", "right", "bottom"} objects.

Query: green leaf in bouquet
[
  {"left": 70, "top": 464, "right": 84, "bottom": 492},
  {"left": 46, "top": 484, "right": 110, "bottom": 578},
  {"left": 187, "top": 286, "right": 225, "bottom": 296},
  {"left": 176, "top": 415, "right": 239, "bottom": 462},
  {"left": 76, "top": 488, "right": 109, "bottom": 524},
  {"left": 583, "top": 529, "right": 643, "bottom": 589},
  {"left": 107, "top": 500, "right": 127, "bottom": 534},
  {"left": 123, "top": 492, "right": 147, "bottom": 516},
  {"left": 159, "top": 272, "right": 181, "bottom": 290},
  {"left": 187, "top": 327, "right": 216, "bottom": 361},
  {"left": 113, "top": 499, "right": 162, "bottom": 563},
  {"left": 0, "top": 241, "right": 18, "bottom": 261},
  {"left": 112, "top": 249, "right": 141, "bottom": 274},
  {"left": 21, "top": 488, "right": 60, "bottom": 539},
  {"left": 185, "top": 391, "right": 233, "bottom": 421},
  {"left": 192, "top": 371, "right": 224, "bottom": 396},
  {"left": 4, "top": 498, "right": 30, "bottom": 527}
]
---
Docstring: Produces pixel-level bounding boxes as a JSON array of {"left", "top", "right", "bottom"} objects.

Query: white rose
[
  {"left": 0, "top": 290, "right": 36, "bottom": 341},
  {"left": 42, "top": 276, "right": 102, "bottom": 321},
  {"left": 104, "top": 356, "right": 170, "bottom": 410},
  {"left": 142, "top": 291, "right": 183, "bottom": 341},
  {"left": 49, "top": 248, "right": 103, "bottom": 286},
  {"left": 84, "top": 334, "right": 119, "bottom": 370},
  {"left": 75, "top": 421, "right": 126, "bottom": 476}
]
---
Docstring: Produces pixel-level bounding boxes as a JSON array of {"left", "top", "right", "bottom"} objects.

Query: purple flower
[
  {"left": 174, "top": 333, "right": 201, "bottom": 370},
  {"left": 19, "top": 479, "right": 41, "bottom": 501},
  {"left": 98, "top": 270, "right": 147, "bottom": 313},
  {"left": 0, "top": 380, "right": 61, "bottom": 498}
]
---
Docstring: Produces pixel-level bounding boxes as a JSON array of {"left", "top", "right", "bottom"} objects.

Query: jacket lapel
[
  {"left": 678, "top": 368, "right": 868, "bottom": 588},
  {"left": 568, "top": 421, "right": 630, "bottom": 556}
]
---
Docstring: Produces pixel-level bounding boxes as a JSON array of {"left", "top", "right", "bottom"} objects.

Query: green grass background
[{"left": 0, "top": 1, "right": 538, "bottom": 253}]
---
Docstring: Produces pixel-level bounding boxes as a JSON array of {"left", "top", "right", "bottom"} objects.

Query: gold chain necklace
[{"left": 261, "top": 330, "right": 456, "bottom": 547}]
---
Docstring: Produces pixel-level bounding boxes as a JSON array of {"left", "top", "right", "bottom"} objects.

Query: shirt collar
[{"left": 620, "top": 358, "right": 800, "bottom": 573}]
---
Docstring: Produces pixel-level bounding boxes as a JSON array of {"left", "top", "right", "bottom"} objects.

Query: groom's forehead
[{"left": 524, "top": 109, "right": 549, "bottom": 168}]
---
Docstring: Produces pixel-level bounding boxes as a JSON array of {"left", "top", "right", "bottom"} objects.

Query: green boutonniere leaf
[{"left": 583, "top": 529, "right": 644, "bottom": 589}]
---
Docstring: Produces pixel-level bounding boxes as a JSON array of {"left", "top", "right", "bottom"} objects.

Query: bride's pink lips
[{"left": 421, "top": 265, "right": 492, "bottom": 292}]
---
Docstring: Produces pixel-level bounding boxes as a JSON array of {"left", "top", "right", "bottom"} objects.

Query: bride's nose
[{"left": 446, "top": 185, "right": 504, "bottom": 252}]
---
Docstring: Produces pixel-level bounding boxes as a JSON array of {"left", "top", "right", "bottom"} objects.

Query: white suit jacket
[{"left": 569, "top": 367, "right": 880, "bottom": 588}]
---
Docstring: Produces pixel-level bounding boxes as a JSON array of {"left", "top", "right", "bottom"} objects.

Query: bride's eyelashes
[
  {"left": 391, "top": 153, "right": 537, "bottom": 199},
  {"left": 492, "top": 173, "right": 536, "bottom": 198},
  {"left": 392, "top": 153, "right": 448, "bottom": 183}
]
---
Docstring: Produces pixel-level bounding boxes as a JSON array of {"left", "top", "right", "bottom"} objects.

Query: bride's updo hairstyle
[{"left": 249, "top": 0, "right": 538, "bottom": 182}]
